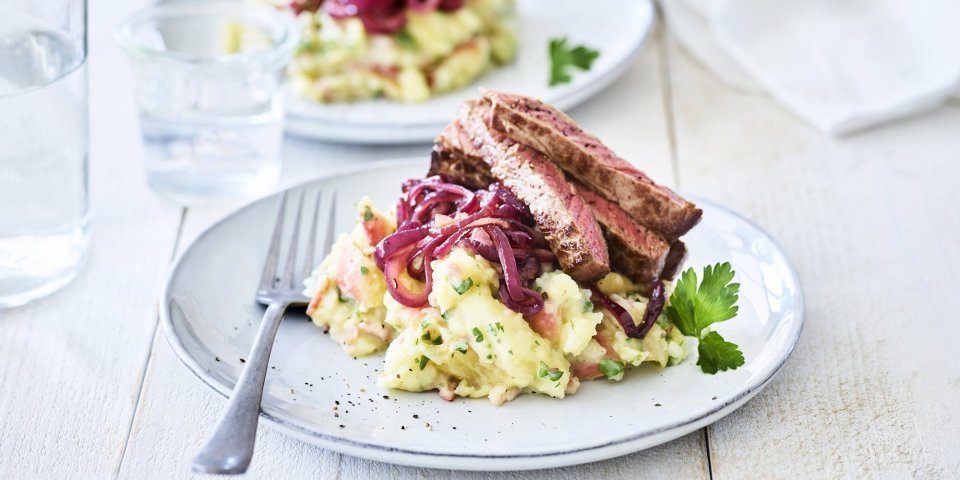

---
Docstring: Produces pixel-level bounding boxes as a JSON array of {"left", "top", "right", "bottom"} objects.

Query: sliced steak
[
  {"left": 430, "top": 122, "right": 494, "bottom": 190},
  {"left": 434, "top": 111, "right": 676, "bottom": 286},
  {"left": 482, "top": 89, "right": 702, "bottom": 240},
  {"left": 444, "top": 103, "right": 611, "bottom": 281},
  {"left": 660, "top": 240, "right": 687, "bottom": 280},
  {"left": 573, "top": 183, "right": 670, "bottom": 285}
]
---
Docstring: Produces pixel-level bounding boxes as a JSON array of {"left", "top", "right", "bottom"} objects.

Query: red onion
[
  {"left": 358, "top": 10, "right": 407, "bottom": 34},
  {"left": 590, "top": 283, "right": 665, "bottom": 339},
  {"left": 639, "top": 282, "right": 666, "bottom": 338},
  {"left": 373, "top": 225, "right": 429, "bottom": 269},
  {"left": 406, "top": 0, "right": 442, "bottom": 12},
  {"left": 438, "top": 0, "right": 464, "bottom": 10},
  {"left": 324, "top": 0, "right": 395, "bottom": 15},
  {"left": 374, "top": 177, "right": 549, "bottom": 314},
  {"left": 325, "top": 0, "right": 406, "bottom": 33},
  {"left": 498, "top": 284, "right": 543, "bottom": 315},
  {"left": 323, "top": 0, "right": 465, "bottom": 35},
  {"left": 383, "top": 243, "right": 430, "bottom": 307},
  {"left": 489, "top": 226, "right": 526, "bottom": 303},
  {"left": 465, "top": 230, "right": 498, "bottom": 262}
]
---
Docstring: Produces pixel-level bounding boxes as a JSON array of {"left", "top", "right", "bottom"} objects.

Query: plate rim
[
  {"left": 281, "top": 0, "right": 655, "bottom": 143},
  {"left": 160, "top": 157, "right": 805, "bottom": 470}
]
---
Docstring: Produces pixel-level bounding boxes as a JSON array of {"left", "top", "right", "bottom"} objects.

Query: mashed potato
[
  {"left": 303, "top": 198, "right": 396, "bottom": 357},
  {"left": 287, "top": 0, "right": 517, "bottom": 103},
  {"left": 304, "top": 200, "right": 688, "bottom": 404},
  {"left": 378, "top": 249, "right": 579, "bottom": 404}
]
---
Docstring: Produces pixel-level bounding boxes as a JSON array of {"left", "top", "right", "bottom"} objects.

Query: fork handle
[{"left": 192, "top": 301, "right": 287, "bottom": 475}]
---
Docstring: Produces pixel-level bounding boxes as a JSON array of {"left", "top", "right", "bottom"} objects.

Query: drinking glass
[
  {"left": 0, "top": 0, "right": 90, "bottom": 308},
  {"left": 116, "top": 3, "right": 298, "bottom": 205}
]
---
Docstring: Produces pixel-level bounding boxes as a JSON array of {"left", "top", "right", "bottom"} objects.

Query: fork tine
[
  {"left": 258, "top": 191, "right": 288, "bottom": 292},
  {"left": 300, "top": 190, "right": 323, "bottom": 284},
  {"left": 319, "top": 192, "right": 337, "bottom": 259},
  {"left": 283, "top": 191, "right": 306, "bottom": 290}
]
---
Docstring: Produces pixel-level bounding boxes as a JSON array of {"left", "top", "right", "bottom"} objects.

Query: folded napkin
[{"left": 660, "top": 0, "right": 960, "bottom": 134}]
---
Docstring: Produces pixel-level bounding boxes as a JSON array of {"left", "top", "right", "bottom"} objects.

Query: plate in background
[
  {"left": 161, "top": 159, "right": 804, "bottom": 471},
  {"left": 284, "top": 0, "right": 655, "bottom": 144}
]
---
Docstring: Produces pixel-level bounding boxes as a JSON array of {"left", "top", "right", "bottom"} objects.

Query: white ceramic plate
[
  {"left": 284, "top": 0, "right": 655, "bottom": 144},
  {"left": 161, "top": 159, "right": 804, "bottom": 471}
]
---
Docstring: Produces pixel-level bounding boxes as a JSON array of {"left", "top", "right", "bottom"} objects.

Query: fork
[{"left": 192, "top": 189, "right": 335, "bottom": 475}]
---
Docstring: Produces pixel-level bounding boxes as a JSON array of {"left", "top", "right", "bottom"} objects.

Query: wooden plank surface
[
  {"left": 663, "top": 34, "right": 960, "bottom": 479},
  {"left": 117, "top": 33, "right": 710, "bottom": 479}
]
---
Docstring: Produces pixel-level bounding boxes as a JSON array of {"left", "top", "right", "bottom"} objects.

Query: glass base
[
  {"left": 0, "top": 228, "right": 90, "bottom": 309},
  {"left": 146, "top": 164, "right": 280, "bottom": 206}
]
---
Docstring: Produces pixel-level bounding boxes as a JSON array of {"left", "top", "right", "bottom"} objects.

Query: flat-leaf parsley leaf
[
  {"left": 548, "top": 37, "right": 600, "bottom": 86},
  {"left": 665, "top": 262, "right": 744, "bottom": 374},
  {"left": 697, "top": 331, "right": 745, "bottom": 374}
]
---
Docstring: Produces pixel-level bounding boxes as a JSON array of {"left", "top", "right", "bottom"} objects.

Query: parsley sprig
[
  {"left": 666, "top": 262, "right": 745, "bottom": 374},
  {"left": 548, "top": 37, "right": 600, "bottom": 86}
]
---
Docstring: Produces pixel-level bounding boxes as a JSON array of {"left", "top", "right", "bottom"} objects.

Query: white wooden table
[{"left": 3, "top": 1, "right": 959, "bottom": 478}]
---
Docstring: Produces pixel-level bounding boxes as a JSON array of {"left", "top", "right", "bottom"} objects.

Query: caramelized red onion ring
[
  {"left": 406, "top": 0, "right": 441, "bottom": 12},
  {"left": 374, "top": 177, "right": 547, "bottom": 313},
  {"left": 590, "top": 282, "right": 665, "bottom": 339},
  {"left": 322, "top": 0, "right": 465, "bottom": 35}
]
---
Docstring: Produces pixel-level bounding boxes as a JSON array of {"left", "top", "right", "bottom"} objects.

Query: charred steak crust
[
  {"left": 574, "top": 183, "right": 671, "bottom": 285},
  {"left": 433, "top": 141, "right": 684, "bottom": 286},
  {"left": 430, "top": 113, "right": 496, "bottom": 189},
  {"left": 493, "top": 145, "right": 611, "bottom": 282},
  {"left": 430, "top": 124, "right": 495, "bottom": 190},
  {"left": 481, "top": 89, "right": 702, "bottom": 240},
  {"left": 444, "top": 104, "right": 611, "bottom": 282},
  {"left": 660, "top": 240, "right": 688, "bottom": 281}
]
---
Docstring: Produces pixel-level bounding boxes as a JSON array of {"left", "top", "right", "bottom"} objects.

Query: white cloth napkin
[{"left": 660, "top": 0, "right": 960, "bottom": 135}]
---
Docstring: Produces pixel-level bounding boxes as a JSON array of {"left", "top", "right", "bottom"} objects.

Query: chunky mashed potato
[
  {"left": 287, "top": 0, "right": 518, "bottom": 103},
  {"left": 303, "top": 198, "right": 396, "bottom": 356},
  {"left": 304, "top": 198, "right": 687, "bottom": 404}
]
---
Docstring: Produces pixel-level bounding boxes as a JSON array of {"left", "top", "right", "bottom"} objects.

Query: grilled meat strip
[
  {"left": 432, "top": 126, "right": 675, "bottom": 286},
  {"left": 433, "top": 103, "right": 611, "bottom": 282},
  {"left": 430, "top": 122, "right": 495, "bottom": 190},
  {"left": 481, "top": 89, "right": 702, "bottom": 240},
  {"left": 660, "top": 240, "right": 687, "bottom": 280},
  {"left": 573, "top": 183, "right": 671, "bottom": 285}
]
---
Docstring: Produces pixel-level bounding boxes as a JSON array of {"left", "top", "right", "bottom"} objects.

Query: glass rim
[{"left": 114, "top": 2, "right": 299, "bottom": 67}]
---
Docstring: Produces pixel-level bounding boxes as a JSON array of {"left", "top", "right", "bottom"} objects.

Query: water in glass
[
  {"left": 0, "top": 14, "right": 89, "bottom": 308},
  {"left": 120, "top": 6, "right": 294, "bottom": 204},
  {"left": 135, "top": 61, "right": 283, "bottom": 204}
]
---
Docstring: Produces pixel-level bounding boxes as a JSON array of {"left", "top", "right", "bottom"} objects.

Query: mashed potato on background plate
[{"left": 287, "top": 0, "right": 518, "bottom": 103}]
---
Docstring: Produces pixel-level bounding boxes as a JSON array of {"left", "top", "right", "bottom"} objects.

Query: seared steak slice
[
  {"left": 430, "top": 123, "right": 494, "bottom": 190},
  {"left": 443, "top": 103, "right": 611, "bottom": 281},
  {"left": 574, "top": 183, "right": 670, "bottom": 285},
  {"left": 434, "top": 110, "right": 675, "bottom": 285},
  {"left": 482, "top": 89, "right": 702, "bottom": 240},
  {"left": 660, "top": 240, "right": 687, "bottom": 280}
]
